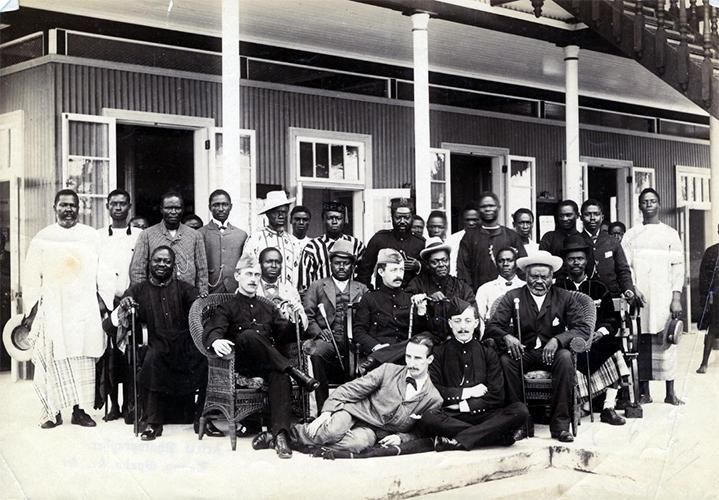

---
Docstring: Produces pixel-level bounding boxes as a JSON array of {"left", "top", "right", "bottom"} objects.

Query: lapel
[
  {"left": 536, "top": 288, "right": 553, "bottom": 320},
  {"left": 349, "top": 280, "right": 363, "bottom": 304},
  {"left": 322, "top": 279, "right": 337, "bottom": 309}
]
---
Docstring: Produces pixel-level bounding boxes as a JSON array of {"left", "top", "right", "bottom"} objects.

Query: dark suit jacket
[
  {"left": 303, "top": 276, "right": 368, "bottom": 340},
  {"left": 699, "top": 243, "right": 719, "bottom": 328},
  {"left": 485, "top": 286, "right": 594, "bottom": 350},
  {"left": 581, "top": 230, "right": 634, "bottom": 296},
  {"left": 199, "top": 221, "right": 248, "bottom": 293}
]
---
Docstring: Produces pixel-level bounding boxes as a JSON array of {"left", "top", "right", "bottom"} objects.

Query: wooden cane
[
  {"left": 513, "top": 298, "right": 529, "bottom": 437},
  {"left": 408, "top": 302, "right": 415, "bottom": 340},
  {"left": 317, "top": 303, "right": 346, "bottom": 373},
  {"left": 130, "top": 306, "right": 139, "bottom": 437},
  {"left": 294, "top": 310, "right": 309, "bottom": 422}
]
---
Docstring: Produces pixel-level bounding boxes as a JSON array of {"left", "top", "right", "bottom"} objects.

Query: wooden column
[
  {"left": 563, "top": 45, "right": 582, "bottom": 203},
  {"left": 222, "top": 0, "right": 241, "bottom": 204},
  {"left": 411, "top": 11, "right": 431, "bottom": 218}
]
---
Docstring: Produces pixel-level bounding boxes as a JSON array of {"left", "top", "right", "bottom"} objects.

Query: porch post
[
  {"left": 411, "top": 11, "right": 431, "bottom": 218},
  {"left": 563, "top": 45, "right": 582, "bottom": 203},
  {"left": 222, "top": 0, "right": 241, "bottom": 202},
  {"left": 710, "top": 116, "right": 719, "bottom": 244}
]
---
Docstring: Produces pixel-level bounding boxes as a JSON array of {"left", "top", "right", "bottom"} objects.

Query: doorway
[
  {"left": 449, "top": 153, "right": 492, "bottom": 231},
  {"left": 117, "top": 125, "right": 195, "bottom": 225},
  {"left": 689, "top": 209, "right": 707, "bottom": 323},
  {"left": 301, "top": 188, "right": 359, "bottom": 239},
  {"left": 587, "top": 166, "right": 619, "bottom": 221}
]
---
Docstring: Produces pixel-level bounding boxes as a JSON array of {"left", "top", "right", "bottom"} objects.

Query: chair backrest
[{"left": 189, "top": 293, "right": 237, "bottom": 359}]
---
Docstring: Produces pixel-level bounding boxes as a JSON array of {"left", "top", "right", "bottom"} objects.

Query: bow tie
[
  {"left": 406, "top": 377, "right": 417, "bottom": 390},
  {"left": 219, "top": 225, "right": 227, "bottom": 232},
  {"left": 505, "top": 281, "right": 513, "bottom": 286},
  {"left": 264, "top": 282, "right": 277, "bottom": 291}
]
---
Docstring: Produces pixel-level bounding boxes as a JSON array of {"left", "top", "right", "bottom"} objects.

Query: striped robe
[{"left": 298, "top": 234, "right": 365, "bottom": 291}]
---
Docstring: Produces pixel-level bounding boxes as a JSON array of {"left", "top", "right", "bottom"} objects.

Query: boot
[{"left": 287, "top": 367, "right": 319, "bottom": 392}]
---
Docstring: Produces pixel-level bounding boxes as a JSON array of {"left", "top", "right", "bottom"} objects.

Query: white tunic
[
  {"left": 23, "top": 223, "right": 111, "bottom": 360},
  {"left": 622, "top": 222, "right": 684, "bottom": 334},
  {"left": 475, "top": 275, "right": 526, "bottom": 335}
]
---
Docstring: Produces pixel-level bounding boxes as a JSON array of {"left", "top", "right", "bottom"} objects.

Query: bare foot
[
  {"left": 639, "top": 393, "right": 653, "bottom": 404},
  {"left": 697, "top": 365, "right": 708, "bottom": 374},
  {"left": 664, "top": 394, "right": 685, "bottom": 405}
]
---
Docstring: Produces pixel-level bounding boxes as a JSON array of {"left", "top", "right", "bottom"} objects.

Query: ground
[{"left": 0, "top": 331, "right": 717, "bottom": 500}]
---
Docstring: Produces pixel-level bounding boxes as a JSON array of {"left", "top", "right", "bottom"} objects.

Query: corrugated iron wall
[{"left": 0, "top": 64, "right": 55, "bottom": 241}]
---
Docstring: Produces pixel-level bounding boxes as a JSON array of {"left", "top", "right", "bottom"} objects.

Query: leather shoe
[
  {"left": 252, "top": 431, "right": 274, "bottom": 450},
  {"left": 41, "top": 413, "right": 62, "bottom": 429},
  {"left": 141, "top": 425, "right": 163, "bottom": 441},
  {"left": 288, "top": 367, "right": 319, "bottom": 392},
  {"left": 551, "top": 430, "right": 574, "bottom": 443},
  {"left": 494, "top": 432, "right": 516, "bottom": 447},
  {"left": 274, "top": 432, "right": 292, "bottom": 459},
  {"left": 600, "top": 408, "right": 626, "bottom": 426},
  {"left": 434, "top": 436, "right": 464, "bottom": 452},
  {"left": 71, "top": 409, "right": 96, "bottom": 427}
]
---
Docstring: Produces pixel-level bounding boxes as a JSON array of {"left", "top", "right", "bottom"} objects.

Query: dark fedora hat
[{"left": 560, "top": 234, "right": 592, "bottom": 256}]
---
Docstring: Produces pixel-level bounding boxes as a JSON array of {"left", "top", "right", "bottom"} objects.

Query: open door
[
  {"left": 677, "top": 205, "right": 691, "bottom": 331},
  {"left": 363, "top": 188, "right": 410, "bottom": 243},
  {"left": 0, "top": 111, "right": 25, "bottom": 379},
  {"left": 61, "top": 113, "right": 117, "bottom": 228},
  {"left": 629, "top": 167, "right": 655, "bottom": 229}
]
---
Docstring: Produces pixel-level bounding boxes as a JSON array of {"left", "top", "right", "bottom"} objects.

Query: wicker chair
[
  {"left": 188, "top": 293, "right": 269, "bottom": 451},
  {"left": 488, "top": 290, "right": 596, "bottom": 436}
]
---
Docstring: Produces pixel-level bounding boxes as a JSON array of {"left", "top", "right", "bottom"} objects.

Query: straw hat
[
  {"left": 516, "top": 250, "right": 563, "bottom": 272},
  {"left": 258, "top": 191, "right": 295, "bottom": 214},
  {"left": 419, "top": 236, "right": 452, "bottom": 261},
  {"left": 2, "top": 314, "right": 34, "bottom": 362},
  {"left": 329, "top": 239, "right": 357, "bottom": 261}
]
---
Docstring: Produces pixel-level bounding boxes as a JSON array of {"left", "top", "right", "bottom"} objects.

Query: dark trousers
[
  {"left": 420, "top": 402, "right": 529, "bottom": 450},
  {"left": 310, "top": 340, "right": 346, "bottom": 410},
  {"left": 141, "top": 388, "right": 197, "bottom": 427},
  {"left": 233, "top": 330, "right": 292, "bottom": 436},
  {"left": 500, "top": 348, "right": 574, "bottom": 434}
]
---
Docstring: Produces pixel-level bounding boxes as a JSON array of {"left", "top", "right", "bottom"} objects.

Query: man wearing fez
[
  {"left": 242, "top": 190, "right": 303, "bottom": 288},
  {"left": 24, "top": 189, "right": 113, "bottom": 428},
  {"left": 290, "top": 335, "right": 443, "bottom": 453},
  {"left": 419, "top": 299, "right": 529, "bottom": 451},
  {"left": 486, "top": 251, "right": 594, "bottom": 442},
  {"left": 130, "top": 191, "right": 209, "bottom": 296},
  {"left": 474, "top": 247, "right": 525, "bottom": 337},
  {"left": 198, "top": 189, "right": 248, "bottom": 294},
  {"left": 406, "top": 237, "right": 476, "bottom": 344},
  {"left": 109, "top": 246, "right": 207, "bottom": 440},
  {"left": 299, "top": 200, "right": 365, "bottom": 291},
  {"left": 354, "top": 249, "right": 430, "bottom": 374},
  {"left": 203, "top": 254, "right": 318, "bottom": 459},
  {"left": 303, "top": 239, "right": 368, "bottom": 409},
  {"left": 579, "top": 199, "right": 635, "bottom": 300},
  {"left": 457, "top": 192, "right": 526, "bottom": 292},
  {"left": 356, "top": 197, "right": 424, "bottom": 288},
  {"left": 555, "top": 235, "right": 627, "bottom": 426}
]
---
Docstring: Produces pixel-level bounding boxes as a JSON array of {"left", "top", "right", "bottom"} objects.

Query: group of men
[{"left": 18, "top": 181, "right": 694, "bottom": 460}]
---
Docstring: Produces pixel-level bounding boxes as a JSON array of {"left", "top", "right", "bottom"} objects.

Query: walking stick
[
  {"left": 513, "top": 298, "right": 529, "bottom": 436},
  {"left": 317, "top": 303, "right": 346, "bottom": 373},
  {"left": 408, "top": 302, "right": 415, "bottom": 340},
  {"left": 294, "top": 310, "right": 309, "bottom": 422},
  {"left": 130, "top": 305, "right": 139, "bottom": 437}
]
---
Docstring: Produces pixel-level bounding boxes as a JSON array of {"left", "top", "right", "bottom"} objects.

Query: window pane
[
  {"left": 66, "top": 158, "right": 108, "bottom": 196},
  {"left": 68, "top": 122, "right": 109, "bottom": 157},
  {"left": 78, "top": 196, "right": 104, "bottom": 227},
  {"left": 431, "top": 152, "right": 446, "bottom": 181},
  {"left": 299, "top": 142, "right": 314, "bottom": 178},
  {"left": 330, "top": 145, "right": 345, "bottom": 180},
  {"left": 345, "top": 146, "right": 359, "bottom": 181},
  {"left": 431, "top": 182, "right": 446, "bottom": 210},
  {"left": 315, "top": 143, "right": 329, "bottom": 178}
]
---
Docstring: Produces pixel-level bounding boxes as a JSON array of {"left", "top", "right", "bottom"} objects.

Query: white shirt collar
[
  {"left": 212, "top": 218, "right": 229, "bottom": 228},
  {"left": 332, "top": 277, "right": 349, "bottom": 292}
]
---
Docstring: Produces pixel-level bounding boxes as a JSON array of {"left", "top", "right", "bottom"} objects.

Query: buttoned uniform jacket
[
  {"left": 355, "top": 229, "right": 425, "bottom": 288},
  {"left": 580, "top": 230, "right": 634, "bottom": 297},
  {"left": 353, "top": 284, "right": 429, "bottom": 355},
  {"left": 322, "top": 363, "right": 443, "bottom": 437},
  {"left": 303, "top": 276, "right": 368, "bottom": 340},
  {"left": 198, "top": 221, "right": 247, "bottom": 293},
  {"left": 429, "top": 337, "right": 505, "bottom": 415},
  {"left": 485, "top": 286, "right": 593, "bottom": 351},
  {"left": 405, "top": 273, "right": 477, "bottom": 344}
]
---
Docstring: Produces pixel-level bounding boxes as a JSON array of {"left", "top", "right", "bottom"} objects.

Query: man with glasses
[
  {"left": 622, "top": 188, "right": 685, "bottom": 405},
  {"left": 407, "top": 237, "right": 476, "bottom": 344},
  {"left": 130, "top": 191, "right": 208, "bottom": 296},
  {"left": 419, "top": 299, "right": 529, "bottom": 451}
]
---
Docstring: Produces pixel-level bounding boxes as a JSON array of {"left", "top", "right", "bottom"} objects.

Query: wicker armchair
[
  {"left": 488, "top": 290, "right": 596, "bottom": 436},
  {"left": 188, "top": 293, "right": 268, "bottom": 451}
]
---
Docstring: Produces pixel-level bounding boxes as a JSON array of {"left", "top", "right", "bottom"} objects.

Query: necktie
[{"left": 406, "top": 377, "right": 417, "bottom": 390}]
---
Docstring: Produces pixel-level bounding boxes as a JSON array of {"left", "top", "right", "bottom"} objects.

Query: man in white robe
[
  {"left": 622, "top": 188, "right": 684, "bottom": 405},
  {"left": 24, "top": 189, "right": 112, "bottom": 428}
]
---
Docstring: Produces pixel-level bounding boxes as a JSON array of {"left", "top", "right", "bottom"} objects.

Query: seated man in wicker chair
[
  {"left": 202, "top": 254, "right": 319, "bottom": 459},
  {"left": 485, "top": 251, "right": 594, "bottom": 443},
  {"left": 554, "top": 235, "right": 627, "bottom": 426}
]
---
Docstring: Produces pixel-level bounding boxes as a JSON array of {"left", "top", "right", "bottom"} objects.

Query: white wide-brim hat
[
  {"left": 2, "top": 314, "right": 34, "bottom": 362},
  {"left": 516, "top": 250, "right": 563, "bottom": 273},
  {"left": 419, "top": 236, "right": 453, "bottom": 261},
  {"left": 258, "top": 191, "right": 295, "bottom": 214}
]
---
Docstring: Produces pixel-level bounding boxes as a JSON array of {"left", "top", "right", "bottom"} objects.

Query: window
[
  {"left": 297, "top": 138, "right": 364, "bottom": 184},
  {"left": 430, "top": 149, "right": 451, "bottom": 212},
  {"left": 676, "top": 165, "right": 711, "bottom": 210}
]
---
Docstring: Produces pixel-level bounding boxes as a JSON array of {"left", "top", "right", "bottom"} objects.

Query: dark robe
[{"left": 355, "top": 229, "right": 425, "bottom": 288}]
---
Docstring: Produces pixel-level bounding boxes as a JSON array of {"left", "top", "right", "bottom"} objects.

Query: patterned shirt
[
  {"left": 298, "top": 234, "right": 365, "bottom": 290},
  {"left": 242, "top": 227, "right": 302, "bottom": 288},
  {"left": 129, "top": 222, "right": 208, "bottom": 295}
]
